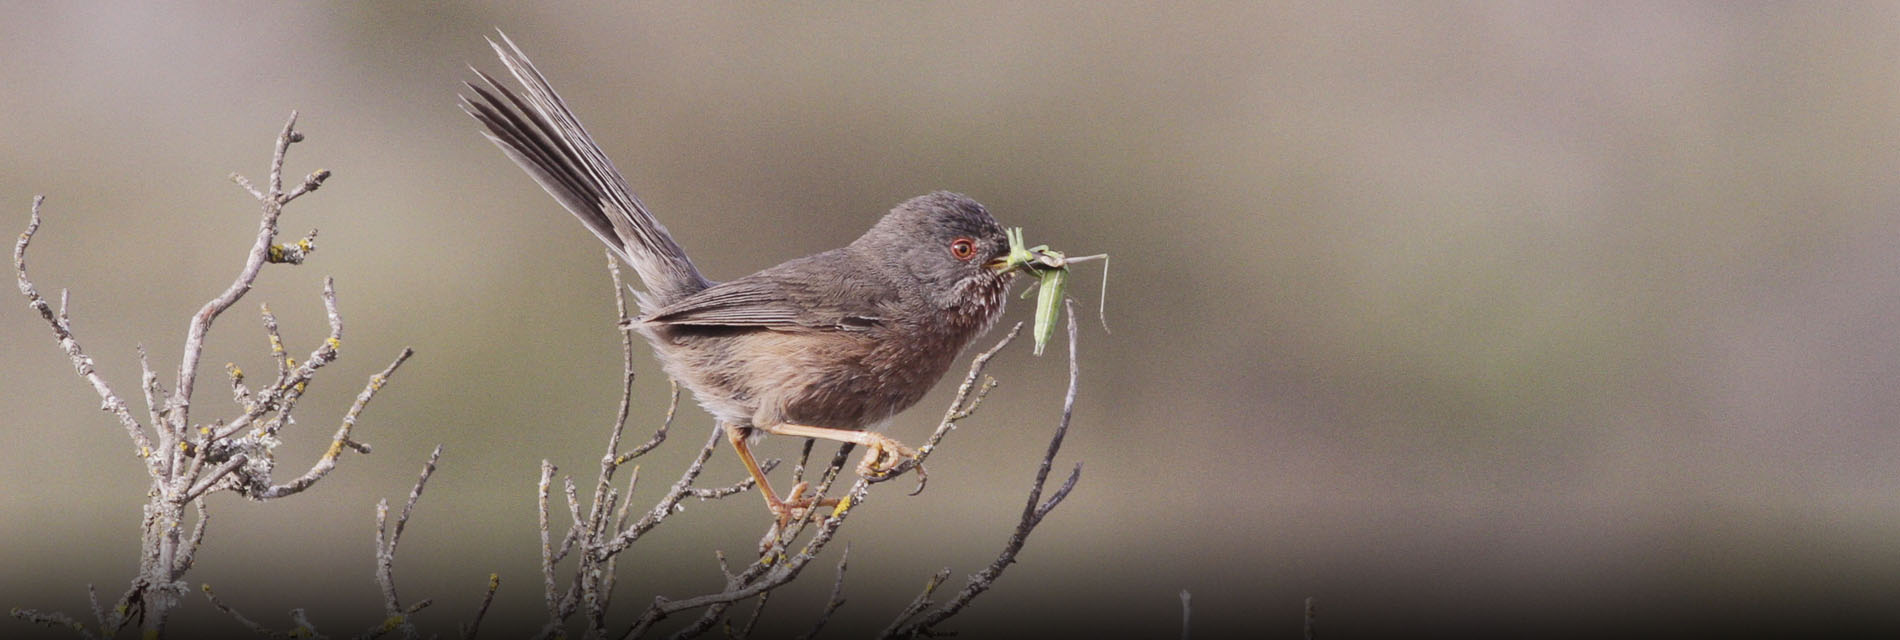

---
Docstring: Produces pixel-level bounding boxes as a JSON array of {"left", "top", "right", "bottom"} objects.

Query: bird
[{"left": 461, "top": 33, "right": 1020, "bottom": 528}]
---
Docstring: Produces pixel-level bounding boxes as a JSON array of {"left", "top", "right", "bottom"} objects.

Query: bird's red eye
[{"left": 949, "top": 237, "right": 978, "bottom": 261}]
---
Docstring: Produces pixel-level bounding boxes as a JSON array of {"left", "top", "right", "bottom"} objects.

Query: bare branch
[
  {"left": 793, "top": 545, "right": 850, "bottom": 640},
  {"left": 175, "top": 500, "right": 211, "bottom": 575},
  {"left": 181, "top": 454, "right": 248, "bottom": 504},
  {"left": 596, "top": 427, "right": 725, "bottom": 559},
  {"left": 15, "top": 196, "right": 155, "bottom": 456},
  {"left": 460, "top": 573, "right": 501, "bottom": 640},
  {"left": 615, "top": 463, "right": 642, "bottom": 534},
  {"left": 866, "top": 322, "right": 1022, "bottom": 495},
  {"left": 140, "top": 346, "right": 169, "bottom": 434},
  {"left": 1304, "top": 596, "right": 1317, "bottom": 640},
  {"left": 1180, "top": 589, "right": 1191, "bottom": 640},
  {"left": 789, "top": 439, "right": 817, "bottom": 487},
  {"left": 618, "top": 382, "right": 678, "bottom": 469},
  {"left": 266, "top": 228, "right": 319, "bottom": 264},
  {"left": 209, "top": 294, "right": 344, "bottom": 444},
  {"left": 200, "top": 584, "right": 274, "bottom": 638},
  {"left": 877, "top": 568, "right": 950, "bottom": 639},
  {"left": 688, "top": 459, "right": 775, "bottom": 499},
  {"left": 288, "top": 608, "right": 320, "bottom": 639},
  {"left": 538, "top": 460, "right": 560, "bottom": 622},
  {"left": 8, "top": 606, "right": 95, "bottom": 639},
  {"left": 599, "top": 250, "right": 639, "bottom": 464},
  {"left": 562, "top": 475, "right": 584, "bottom": 559},
  {"left": 261, "top": 302, "right": 292, "bottom": 379},
  {"left": 621, "top": 478, "right": 874, "bottom": 640},
  {"left": 250, "top": 346, "right": 412, "bottom": 499},
  {"left": 730, "top": 590, "right": 770, "bottom": 640},
  {"left": 15, "top": 113, "right": 438, "bottom": 640},
  {"left": 230, "top": 172, "right": 264, "bottom": 201},
  {"left": 281, "top": 169, "right": 331, "bottom": 205},
  {"left": 374, "top": 444, "right": 444, "bottom": 639},
  {"left": 173, "top": 111, "right": 305, "bottom": 441},
  {"left": 85, "top": 585, "right": 107, "bottom": 639},
  {"left": 226, "top": 361, "right": 253, "bottom": 413},
  {"left": 884, "top": 300, "right": 1086, "bottom": 638}
]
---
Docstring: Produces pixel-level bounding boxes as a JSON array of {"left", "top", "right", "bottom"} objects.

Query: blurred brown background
[{"left": 5, "top": 3, "right": 1900, "bottom": 637}]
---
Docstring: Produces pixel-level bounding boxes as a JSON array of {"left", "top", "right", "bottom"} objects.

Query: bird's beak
[{"left": 986, "top": 256, "right": 1018, "bottom": 274}]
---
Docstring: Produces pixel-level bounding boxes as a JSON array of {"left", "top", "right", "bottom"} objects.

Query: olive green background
[{"left": 4, "top": 3, "right": 1900, "bottom": 637}]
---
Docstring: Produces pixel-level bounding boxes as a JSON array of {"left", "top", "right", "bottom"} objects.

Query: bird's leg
[
  {"left": 726, "top": 423, "right": 834, "bottom": 529},
  {"left": 765, "top": 423, "right": 923, "bottom": 481}
]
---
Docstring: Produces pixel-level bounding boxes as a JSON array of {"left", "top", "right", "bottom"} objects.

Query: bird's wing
[
  {"left": 644, "top": 279, "right": 805, "bottom": 327},
  {"left": 645, "top": 256, "right": 892, "bottom": 330}
]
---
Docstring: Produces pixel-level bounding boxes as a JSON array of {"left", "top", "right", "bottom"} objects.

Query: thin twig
[
  {"left": 1304, "top": 596, "right": 1317, "bottom": 640},
  {"left": 1180, "top": 589, "right": 1191, "bottom": 640},
  {"left": 688, "top": 460, "right": 775, "bottom": 499},
  {"left": 876, "top": 569, "right": 950, "bottom": 639},
  {"left": 730, "top": 590, "right": 769, "bottom": 639},
  {"left": 460, "top": 573, "right": 501, "bottom": 640},
  {"left": 140, "top": 347, "right": 168, "bottom": 437},
  {"left": 281, "top": 170, "right": 330, "bottom": 205},
  {"left": 885, "top": 300, "right": 1085, "bottom": 638},
  {"left": 251, "top": 346, "right": 413, "bottom": 499},
  {"left": 15, "top": 196, "right": 155, "bottom": 457},
  {"left": 261, "top": 302, "right": 292, "bottom": 378},
  {"left": 793, "top": 545, "right": 850, "bottom": 640},
  {"left": 621, "top": 382, "right": 678, "bottom": 463},
  {"left": 174, "top": 500, "right": 210, "bottom": 576},
  {"left": 588, "top": 251, "right": 644, "bottom": 543},
  {"left": 180, "top": 455, "right": 248, "bottom": 504},
  {"left": 538, "top": 460, "right": 559, "bottom": 622},
  {"left": 212, "top": 279, "right": 350, "bottom": 444},
  {"left": 555, "top": 475, "right": 583, "bottom": 563},
  {"left": 7, "top": 607, "right": 95, "bottom": 640},
  {"left": 200, "top": 584, "right": 274, "bottom": 637},
  {"left": 289, "top": 608, "right": 320, "bottom": 639},
  {"left": 173, "top": 112, "right": 302, "bottom": 443},
  {"left": 370, "top": 445, "right": 444, "bottom": 640},
  {"left": 85, "top": 584, "right": 107, "bottom": 638},
  {"left": 596, "top": 427, "right": 726, "bottom": 559},
  {"left": 621, "top": 479, "right": 874, "bottom": 640},
  {"left": 867, "top": 322, "right": 1022, "bottom": 495}
]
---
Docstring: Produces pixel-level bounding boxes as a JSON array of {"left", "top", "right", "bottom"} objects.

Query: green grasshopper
[{"left": 1000, "top": 227, "right": 1108, "bottom": 355}]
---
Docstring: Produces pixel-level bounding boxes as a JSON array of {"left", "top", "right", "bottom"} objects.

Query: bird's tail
[{"left": 461, "top": 31, "right": 710, "bottom": 308}]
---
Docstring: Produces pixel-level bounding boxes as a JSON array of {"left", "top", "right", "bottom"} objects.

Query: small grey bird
[{"left": 461, "top": 33, "right": 1019, "bottom": 526}]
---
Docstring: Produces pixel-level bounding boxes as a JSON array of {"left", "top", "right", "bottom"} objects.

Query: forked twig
[{"left": 882, "top": 299, "right": 1086, "bottom": 638}]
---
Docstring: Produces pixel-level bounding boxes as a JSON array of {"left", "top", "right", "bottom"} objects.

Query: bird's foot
[
  {"left": 856, "top": 433, "right": 924, "bottom": 482},
  {"left": 764, "top": 481, "right": 837, "bottom": 530},
  {"left": 758, "top": 481, "right": 838, "bottom": 554}
]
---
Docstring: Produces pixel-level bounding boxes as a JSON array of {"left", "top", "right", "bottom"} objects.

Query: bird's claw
[
  {"left": 856, "top": 435, "right": 921, "bottom": 479},
  {"left": 764, "top": 481, "right": 826, "bottom": 527},
  {"left": 759, "top": 481, "right": 838, "bottom": 555},
  {"left": 856, "top": 435, "right": 931, "bottom": 495}
]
